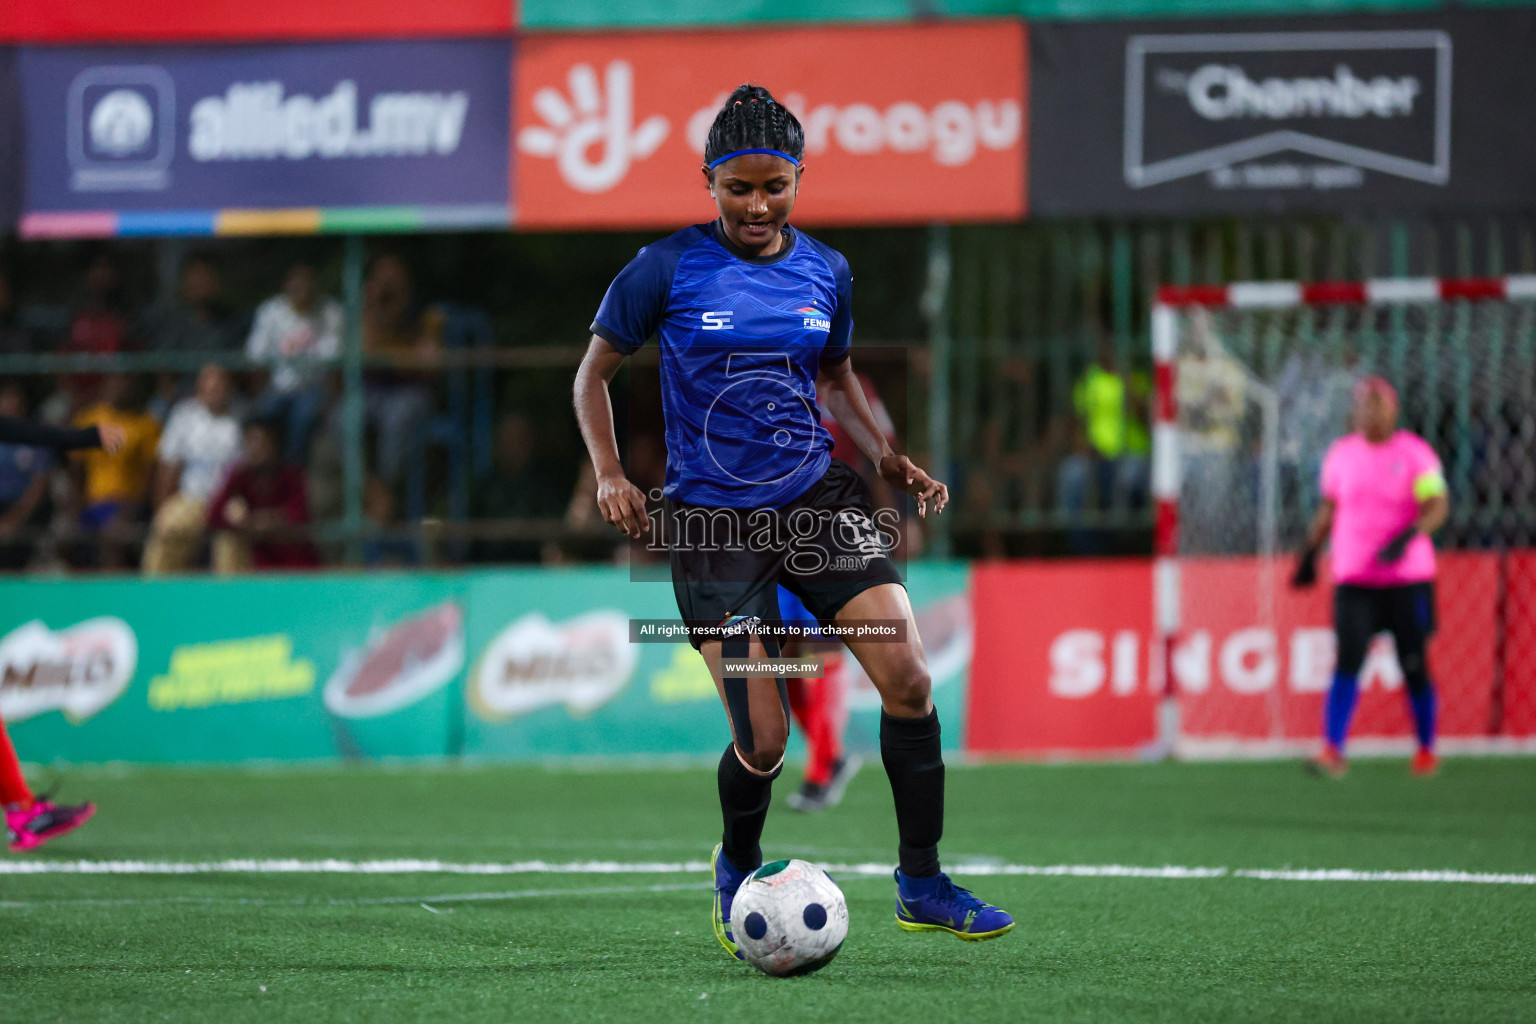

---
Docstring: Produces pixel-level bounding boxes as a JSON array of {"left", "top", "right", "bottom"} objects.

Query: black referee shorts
[
  {"left": 663, "top": 459, "right": 905, "bottom": 650},
  {"left": 1334, "top": 581, "right": 1436, "bottom": 680}
]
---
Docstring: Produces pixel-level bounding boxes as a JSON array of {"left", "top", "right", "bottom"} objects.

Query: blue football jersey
[{"left": 591, "top": 221, "right": 853, "bottom": 510}]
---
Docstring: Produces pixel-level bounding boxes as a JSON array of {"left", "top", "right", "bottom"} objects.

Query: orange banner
[{"left": 512, "top": 22, "right": 1027, "bottom": 230}]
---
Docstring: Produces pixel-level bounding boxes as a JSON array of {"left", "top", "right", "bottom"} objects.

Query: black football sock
[
  {"left": 881, "top": 709, "right": 944, "bottom": 878},
  {"left": 718, "top": 743, "right": 780, "bottom": 873}
]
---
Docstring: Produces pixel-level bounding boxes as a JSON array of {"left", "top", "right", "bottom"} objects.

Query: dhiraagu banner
[{"left": 0, "top": 563, "right": 973, "bottom": 765}]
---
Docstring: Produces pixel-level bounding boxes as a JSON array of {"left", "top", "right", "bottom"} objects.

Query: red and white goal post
[{"left": 1151, "top": 275, "right": 1536, "bottom": 759}]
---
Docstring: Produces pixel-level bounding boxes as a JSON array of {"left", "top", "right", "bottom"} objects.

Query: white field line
[
  {"left": 0, "top": 859, "right": 1531, "bottom": 885},
  {"left": 0, "top": 881, "right": 704, "bottom": 910}
]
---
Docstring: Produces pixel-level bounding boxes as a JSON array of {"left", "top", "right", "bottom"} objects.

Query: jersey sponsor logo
[
  {"left": 701, "top": 310, "right": 734, "bottom": 331},
  {"left": 795, "top": 305, "right": 831, "bottom": 332}
]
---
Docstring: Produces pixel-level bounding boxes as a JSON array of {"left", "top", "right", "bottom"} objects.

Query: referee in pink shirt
[{"left": 1292, "top": 376, "right": 1449, "bottom": 778}]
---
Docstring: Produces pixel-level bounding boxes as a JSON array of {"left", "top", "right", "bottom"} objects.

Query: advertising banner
[
  {"left": 17, "top": 39, "right": 511, "bottom": 234},
  {"left": 0, "top": 576, "right": 463, "bottom": 763},
  {"left": 0, "top": 562, "right": 973, "bottom": 765},
  {"left": 1501, "top": 551, "right": 1536, "bottom": 739},
  {"left": 968, "top": 553, "right": 1512, "bottom": 758},
  {"left": 1173, "top": 552, "right": 1499, "bottom": 751},
  {"left": 512, "top": 22, "right": 1026, "bottom": 229},
  {"left": 0, "top": 50, "right": 19, "bottom": 230},
  {"left": 969, "top": 560, "right": 1159, "bottom": 756},
  {"left": 460, "top": 561, "right": 972, "bottom": 761},
  {"left": 0, "top": 0, "right": 513, "bottom": 44},
  {"left": 1029, "top": 9, "right": 1536, "bottom": 215}
]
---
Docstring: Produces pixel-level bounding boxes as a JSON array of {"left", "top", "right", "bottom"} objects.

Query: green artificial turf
[{"left": 3, "top": 758, "right": 1534, "bottom": 1023}]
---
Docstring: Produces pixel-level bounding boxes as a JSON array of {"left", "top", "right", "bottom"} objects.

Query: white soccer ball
[{"left": 731, "top": 858, "right": 849, "bottom": 977}]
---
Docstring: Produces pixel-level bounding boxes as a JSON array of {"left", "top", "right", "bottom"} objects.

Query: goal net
[{"left": 1152, "top": 278, "right": 1536, "bottom": 758}]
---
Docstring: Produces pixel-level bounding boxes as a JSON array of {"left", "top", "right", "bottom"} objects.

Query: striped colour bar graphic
[{"left": 18, "top": 204, "right": 512, "bottom": 239}]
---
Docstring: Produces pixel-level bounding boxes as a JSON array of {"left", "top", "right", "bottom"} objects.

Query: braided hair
[{"left": 703, "top": 84, "right": 805, "bottom": 171}]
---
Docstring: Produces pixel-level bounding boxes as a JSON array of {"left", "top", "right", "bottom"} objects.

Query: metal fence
[{"left": 2, "top": 212, "right": 1535, "bottom": 573}]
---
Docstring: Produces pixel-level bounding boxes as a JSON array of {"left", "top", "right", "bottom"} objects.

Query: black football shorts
[{"left": 663, "top": 459, "right": 904, "bottom": 649}]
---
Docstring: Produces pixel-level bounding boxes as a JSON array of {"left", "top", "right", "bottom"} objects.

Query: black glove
[
  {"left": 1290, "top": 544, "right": 1319, "bottom": 589},
  {"left": 1376, "top": 526, "right": 1419, "bottom": 565}
]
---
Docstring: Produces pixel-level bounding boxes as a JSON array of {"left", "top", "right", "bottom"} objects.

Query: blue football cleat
[
  {"left": 894, "top": 869, "right": 1015, "bottom": 941},
  {"left": 711, "top": 842, "right": 755, "bottom": 960}
]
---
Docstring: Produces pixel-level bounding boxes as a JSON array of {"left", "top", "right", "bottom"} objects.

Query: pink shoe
[{"left": 6, "top": 800, "right": 96, "bottom": 852}]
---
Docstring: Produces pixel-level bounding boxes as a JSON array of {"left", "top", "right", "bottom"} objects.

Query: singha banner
[{"left": 1030, "top": 9, "right": 1536, "bottom": 215}]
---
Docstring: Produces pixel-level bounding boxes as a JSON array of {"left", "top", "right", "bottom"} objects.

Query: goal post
[{"left": 1152, "top": 275, "right": 1536, "bottom": 759}]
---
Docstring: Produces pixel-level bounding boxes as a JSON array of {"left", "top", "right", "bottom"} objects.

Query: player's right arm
[
  {"left": 573, "top": 336, "right": 649, "bottom": 539},
  {"left": 1292, "top": 441, "right": 1344, "bottom": 589},
  {"left": 577, "top": 237, "right": 682, "bottom": 540},
  {"left": 0, "top": 414, "right": 117, "bottom": 452}
]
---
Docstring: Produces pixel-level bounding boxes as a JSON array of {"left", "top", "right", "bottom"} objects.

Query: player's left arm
[
  {"left": 819, "top": 356, "right": 947, "bottom": 518},
  {"left": 1377, "top": 451, "right": 1449, "bottom": 564}
]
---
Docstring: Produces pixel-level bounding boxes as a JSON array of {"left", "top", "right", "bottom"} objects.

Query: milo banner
[
  {"left": 0, "top": 564, "right": 971, "bottom": 765},
  {"left": 1029, "top": 9, "right": 1536, "bottom": 215}
]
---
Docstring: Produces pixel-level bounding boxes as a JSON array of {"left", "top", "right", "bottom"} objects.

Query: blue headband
[{"left": 707, "top": 148, "right": 801, "bottom": 169}]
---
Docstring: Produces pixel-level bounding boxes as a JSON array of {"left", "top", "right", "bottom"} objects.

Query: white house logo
[
  {"left": 519, "top": 60, "right": 1022, "bottom": 194},
  {"left": 1124, "top": 31, "right": 1452, "bottom": 191},
  {"left": 517, "top": 61, "right": 670, "bottom": 194},
  {"left": 90, "top": 89, "right": 155, "bottom": 156},
  {"left": 68, "top": 66, "right": 176, "bottom": 192},
  {"left": 0, "top": 618, "right": 138, "bottom": 723}
]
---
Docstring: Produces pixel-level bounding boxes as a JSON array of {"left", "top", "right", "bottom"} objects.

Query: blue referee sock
[
  {"left": 1324, "top": 672, "right": 1359, "bottom": 751},
  {"left": 1407, "top": 684, "right": 1438, "bottom": 751}
]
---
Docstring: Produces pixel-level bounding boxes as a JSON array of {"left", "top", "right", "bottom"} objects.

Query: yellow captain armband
[{"left": 1413, "top": 469, "right": 1448, "bottom": 501}]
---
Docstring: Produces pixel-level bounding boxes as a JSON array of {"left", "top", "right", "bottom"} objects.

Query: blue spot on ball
[
  {"left": 743, "top": 911, "right": 768, "bottom": 940},
  {"left": 802, "top": 903, "right": 828, "bottom": 930}
]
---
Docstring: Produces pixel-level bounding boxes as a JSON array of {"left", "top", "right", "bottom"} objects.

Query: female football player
[
  {"left": 0, "top": 412, "right": 120, "bottom": 850},
  {"left": 573, "top": 84, "right": 1012, "bottom": 961},
  {"left": 1291, "top": 376, "right": 1448, "bottom": 777}
]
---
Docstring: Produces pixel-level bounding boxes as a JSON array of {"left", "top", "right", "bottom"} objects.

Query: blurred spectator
[
  {"left": 0, "top": 385, "right": 52, "bottom": 570},
  {"left": 362, "top": 475, "right": 421, "bottom": 567},
  {"left": 1056, "top": 341, "right": 1151, "bottom": 552},
  {"left": 247, "top": 263, "right": 343, "bottom": 464},
  {"left": 206, "top": 419, "right": 319, "bottom": 573},
  {"left": 70, "top": 373, "right": 160, "bottom": 569},
  {"left": 139, "top": 253, "right": 244, "bottom": 356},
  {"left": 359, "top": 253, "right": 441, "bottom": 495},
  {"left": 471, "top": 411, "right": 565, "bottom": 564},
  {"left": 59, "top": 252, "right": 133, "bottom": 413},
  {"left": 1177, "top": 311, "right": 1250, "bottom": 553},
  {"left": 1276, "top": 347, "right": 1359, "bottom": 520},
  {"left": 0, "top": 270, "right": 34, "bottom": 357},
  {"left": 140, "top": 253, "right": 246, "bottom": 421},
  {"left": 142, "top": 365, "right": 242, "bottom": 575}
]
